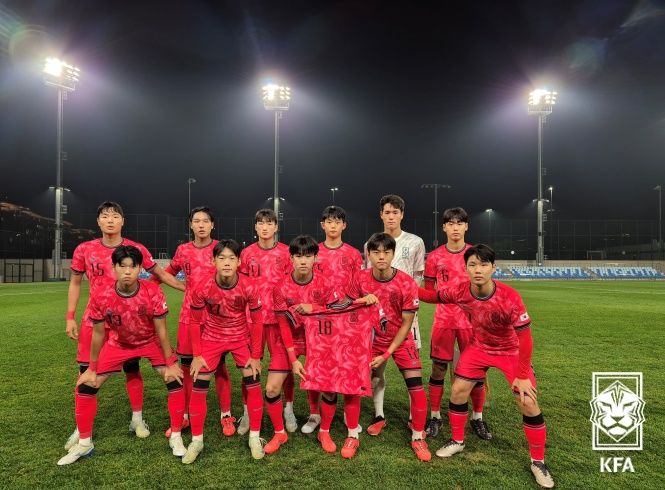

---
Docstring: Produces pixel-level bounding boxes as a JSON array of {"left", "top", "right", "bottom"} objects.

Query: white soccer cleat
[
  {"left": 284, "top": 410, "right": 298, "bottom": 433},
  {"left": 301, "top": 414, "right": 322, "bottom": 434},
  {"left": 435, "top": 439, "right": 465, "bottom": 458},
  {"left": 531, "top": 461, "right": 555, "bottom": 488},
  {"left": 64, "top": 428, "right": 80, "bottom": 451},
  {"left": 57, "top": 442, "right": 95, "bottom": 466},
  {"left": 181, "top": 440, "right": 204, "bottom": 464},
  {"left": 169, "top": 434, "right": 186, "bottom": 457},
  {"left": 237, "top": 415, "right": 250, "bottom": 436},
  {"left": 129, "top": 418, "right": 150, "bottom": 438},
  {"left": 248, "top": 435, "right": 266, "bottom": 460}
]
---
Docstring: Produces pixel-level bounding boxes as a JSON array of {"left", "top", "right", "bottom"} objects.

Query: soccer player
[
  {"left": 239, "top": 209, "right": 294, "bottom": 433},
  {"left": 423, "top": 207, "right": 490, "bottom": 440},
  {"left": 183, "top": 239, "right": 264, "bottom": 463},
  {"left": 301, "top": 205, "right": 363, "bottom": 434},
  {"left": 57, "top": 245, "right": 185, "bottom": 465},
  {"left": 363, "top": 195, "right": 425, "bottom": 436},
  {"left": 349, "top": 232, "right": 431, "bottom": 462},
  {"left": 63, "top": 201, "right": 183, "bottom": 450},
  {"left": 419, "top": 244, "right": 554, "bottom": 488},
  {"left": 263, "top": 235, "right": 338, "bottom": 455},
  {"left": 157, "top": 207, "right": 235, "bottom": 438}
]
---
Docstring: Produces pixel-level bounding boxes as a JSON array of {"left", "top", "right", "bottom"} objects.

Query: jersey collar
[
  {"left": 215, "top": 274, "right": 239, "bottom": 290},
  {"left": 469, "top": 280, "right": 496, "bottom": 301},
  {"left": 371, "top": 267, "right": 397, "bottom": 283},
  {"left": 115, "top": 281, "right": 140, "bottom": 298}
]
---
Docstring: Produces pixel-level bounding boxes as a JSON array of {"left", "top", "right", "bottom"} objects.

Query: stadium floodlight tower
[
  {"left": 421, "top": 184, "right": 451, "bottom": 248},
  {"left": 43, "top": 57, "right": 81, "bottom": 280},
  {"left": 261, "top": 82, "right": 291, "bottom": 222},
  {"left": 330, "top": 187, "right": 339, "bottom": 205},
  {"left": 528, "top": 88, "right": 556, "bottom": 265}
]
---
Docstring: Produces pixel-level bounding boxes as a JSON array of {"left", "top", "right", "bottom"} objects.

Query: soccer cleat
[
  {"left": 264, "top": 432, "right": 289, "bottom": 454},
  {"left": 181, "top": 440, "right": 204, "bottom": 464},
  {"left": 411, "top": 439, "right": 432, "bottom": 462},
  {"left": 248, "top": 435, "right": 266, "bottom": 460},
  {"left": 341, "top": 437, "right": 360, "bottom": 459},
  {"left": 301, "top": 414, "right": 322, "bottom": 434},
  {"left": 237, "top": 415, "right": 250, "bottom": 436},
  {"left": 531, "top": 461, "right": 555, "bottom": 488},
  {"left": 425, "top": 417, "right": 443, "bottom": 438},
  {"left": 221, "top": 416, "right": 237, "bottom": 436},
  {"left": 64, "top": 428, "right": 80, "bottom": 451},
  {"left": 317, "top": 431, "right": 337, "bottom": 453},
  {"left": 435, "top": 439, "right": 465, "bottom": 458},
  {"left": 284, "top": 410, "right": 298, "bottom": 433},
  {"left": 164, "top": 418, "right": 190, "bottom": 438},
  {"left": 129, "top": 418, "right": 150, "bottom": 438},
  {"left": 470, "top": 419, "right": 492, "bottom": 440},
  {"left": 169, "top": 434, "right": 186, "bottom": 457},
  {"left": 366, "top": 416, "right": 386, "bottom": 436},
  {"left": 57, "top": 442, "right": 95, "bottom": 466}
]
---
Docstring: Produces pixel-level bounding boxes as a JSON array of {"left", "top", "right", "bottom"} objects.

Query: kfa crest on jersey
[{"left": 401, "top": 246, "right": 410, "bottom": 260}]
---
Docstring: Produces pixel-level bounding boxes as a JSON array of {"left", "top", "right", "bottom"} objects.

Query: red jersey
[
  {"left": 437, "top": 280, "right": 531, "bottom": 356},
  {"left": 315, "top": 242, "right": 363, "bottom": 292},
  {"left": 424, "top": 243, "right": 473, "bottom": 330},
  {"left": 189, "top": 273, "right": 262, "bottom": 348},
  {"left": 346, "top": 268, "right": 419, "bottom": 346},
  {"left": 290, "top": 302, "right": 386, "bottom": 396},
  {"left": 273, "top": 272, "right": 339, "bottom": 349},
  {"left": 168, "top": 240, "right": 218, "bottom": 325},
  {"left": 88, "top": 280, "right": 168, "bottom": 349},
  {"left": 240, "top": 242, "right": 291, "bottom": 324}
]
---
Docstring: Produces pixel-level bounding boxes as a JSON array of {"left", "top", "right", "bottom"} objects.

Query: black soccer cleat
[
  {"left": 470, "top": 419, "right": 492, "bottom": 440},
  {"left": 425, "top": 417, "right": 444, "bottom": 438}
]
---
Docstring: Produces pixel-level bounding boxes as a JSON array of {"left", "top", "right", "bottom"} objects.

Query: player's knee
[
  {"left": 265, "top": 383, "right": 281, "bottom": 398},
  {"left": 450, "top": 380, "right": 472, "bottom": 402},
  {"left": 166, "top": 380, "right": 181, "bottom": 392},
  {"left": 179, "top": 355, "right": 193, "bottom": 367},
  {"left": 193, "top": 378, "right": 210, "bottom": 391},
  {"left": 404, "top": 376, "right": 423, "bottom": 389},
  {"left": 122, "top": 358, "right": 140, "bottom": 374},
  {"left": 431, "top": 362, "right": 447, "bottom": 378},
  {"left": 77, "top": 383, "right": 99, "bottom": 395},
  {"left": 517, "top": 395, "right": 540, "bottom": 414},
  {"left": 243, "top": 374, "right": 260, "bottom": 386},
  {"left": 265, "top": 392, "right": 281, "bottom": 404}
]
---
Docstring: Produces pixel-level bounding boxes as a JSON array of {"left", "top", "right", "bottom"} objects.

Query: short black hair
[
  {"left": 366, "top": 232, "right": 396, "bottom": 253},
  {"left": 464, "top": 244, "right": 495, "bottom": 264},
  {"left": 97, "top": 201, "right": 124, "bottom": 218},
  {"left": 112, "top": 245, "right": 143, "bottom": 266},
  {"left": 189, "top": 206, "right": 215, "bottom": 223},
  {"left": 289, "top": 235, "right": 319, "bottom": 256},
  {"left": 442, "top": 207, "right": 468, "bottom": 224},
  {"left": 255, "top": 208, "right": 277, "bottom": 224},
  {"left": 321, "top": 205, "right": 347, "bottom": 222},
  {"left": 213, "top": 239, "right": 242, "bottom": 258},
  {"left": 379, "top": 194, "right": 405, "bottom": 213}
]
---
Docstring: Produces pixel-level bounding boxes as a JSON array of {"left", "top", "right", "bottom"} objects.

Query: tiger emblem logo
[{"left": 589, "top": 380, "right": 645, "bottom": 442}]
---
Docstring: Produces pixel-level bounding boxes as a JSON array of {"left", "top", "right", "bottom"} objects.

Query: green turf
[{"left": 1, "top": 280, "right": 663, "bottom": 489}]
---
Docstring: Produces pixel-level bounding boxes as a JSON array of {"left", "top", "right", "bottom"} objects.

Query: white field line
[
  {"left": 0, "top": 290, "right": 65, "bottom": 297},
  {"left": 520, "top": 285, "right": 665, "bottom": 295}
]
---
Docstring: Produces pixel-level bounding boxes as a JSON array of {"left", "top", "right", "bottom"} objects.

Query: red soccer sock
[
  {"left": 448, "top": 401, "right": 469, "bottom": 442},
  {"left": 215, "top": 362, "right": 232, "bottom": 413},
  {"left": 284, "top": 373, "right": 295, "bottom": 404},
  {"left": 470, "top": 383, "right": 486, "bottom": 414},
  {"left": 523, "top": 414, "right": 547, "bottom": 461},
  {"left": 189, "top": 380, "right": 210, "bottom": 437},
  {"left": 265, "top": 393, "right": 284, "bottom": 432},
  {"left": 75, "top": 388, "right": 98, "bottom": 440},
  {"left": 245, "top": 376, "right": 263, "bottom": 432},
  {"left": 343, "top": 394, "right": 360, "bottom": 430},
  {"left": 124, "top": 371, "right": 144, "bottom": 412},
  {"left": 320, "top": 395, "right": 337, "bottom": 431},
  {"left": 428, "top": 377, "right": 444, "bottom": 413},
  {"left": 407, "top": 384, "right": 427, "bottom": 432},
  {"left": 307, "top": 390, "right": 321, "bottom": 415},
  {"left": 166, "top": 382, "right": 185, "bottom": 432}
]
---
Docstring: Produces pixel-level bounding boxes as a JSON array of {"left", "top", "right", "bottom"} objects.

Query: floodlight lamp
[
  {"left": 485, "top": 208, "right": 493, "bottom": 213},
  {"left": 528, "top": 88, "right": 556, "bottom": 115},
  {"left": 262, "top": 83, "right": 291, "bottom": 111},
  {"left": 43, "top": 57, "right": 81, "bottom": 91}
]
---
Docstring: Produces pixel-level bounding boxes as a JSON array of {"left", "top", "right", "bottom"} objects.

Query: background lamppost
[
  {"left": 548, "top": 186, "right": 554, "bottom": 258},
  {"left": 528, "top": 88, "right": 556, "bottom": 265},
  {"left": 43, "top": 57, "right": 80, "bottom": 280},
  {"left": 187, "top": 177, "right": 196, "bottom": 215},
  {"left": 485, "top": 208, "right": 493, "bottom": 244},
  {"left": 261, "top": 82, "right": 291, "bottom": 223},
  {"left": 421, "top": 183, "right": 451, "bottom": 248},
  {"left": 330, "top": 187, "right": 339, "bottom": 205},
  {"left": 655, "top": 185, "right": 662, "bottom": 259}
]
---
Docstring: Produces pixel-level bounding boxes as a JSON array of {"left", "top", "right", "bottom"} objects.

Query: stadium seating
[
  {"left": 493, "top": 267, "right": 512, "bottom": 279},
  {"left": 588, "top": 266, "right": 665, "bottom": 279},
  {"left": 508, "top": 266, "right": 591, "bottom": 279}
]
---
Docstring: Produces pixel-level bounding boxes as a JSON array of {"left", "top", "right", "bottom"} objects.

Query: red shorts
[
  {"left": 430, "top": 327, "right": 474, "bottom": 364},
  {"left": 77, "top": 315, "right": 110, "bottom": 364},
  {"left": 199, "top": 338, "right": 251, "bottom": 374},
  {"left": 265, "top": 322, "right": 307, "bottom": 372},
  {"left": 97, "top": 340, "right": 165, "bottom": 376},
  {"left": 454, "top": 344, "right": 537, "bottom": 390},
  {"left": 373, "top": 339, "right": 421, "bottom": 371}
]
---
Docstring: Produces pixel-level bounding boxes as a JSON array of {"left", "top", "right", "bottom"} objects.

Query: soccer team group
[{"left": 56, "top": 195, "right": 555, "bottom": 488}]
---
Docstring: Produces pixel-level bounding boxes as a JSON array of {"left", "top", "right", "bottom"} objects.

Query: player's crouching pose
[
  {"left": 419, "top": 244, "right": 554, "bottom": 488},
  {"left": 347, "top": 232, "right": 431, "bottom": 462},
  {"left": 185, "top": 240, "right": 264, "bottom": 463},
  {"left": 57, "top": 245, "right": 185, "bottom": 465}
]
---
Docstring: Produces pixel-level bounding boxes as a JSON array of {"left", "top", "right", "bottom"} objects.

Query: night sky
[{"left": 1, "top": 0, "right": 664, "bottom": 229}]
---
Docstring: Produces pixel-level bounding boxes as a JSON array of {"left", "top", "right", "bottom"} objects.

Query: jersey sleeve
[
  {"left": 402, "top": 276, "right": 419, "bottom": 314},
  {"left": 345, "top": 272, "right": 362, "bottom": 299},
  {"left": 510, "top": 290, "right": 531, "bottom": 330},
  {"left": 189, "top": 281, "right": 206, "bottom": 310},
  {"left": 136, "top": 243, "right": 157, "bottom": 272},
  {"left": 247, "top": 282, "right": 263, "bottom": 323},
  {"left": 168, "top": 246, "right": 184, "bottom": 273},
  {"left": 273, "top": 284, "right": 287, "bottom": 313},
  {"left": 414, "top": 238, "right": 426, "bottom": 274},
  {"left": 424, "top": 252, "right": 437, "bottom": 282},
  {"left": 151, "top": 285, "right": 169, "bottom": 318},
  {"left": 71, "top": 244, "right": 86, "bottom": 274},
  {"left": 436, "top": 282, "right": 460, "bottom": 304},
  {"left": 362, "top": 242, "right": 370, "bottom": 269},
  {"left": 88, "top": 295, "right": 104, "bottom": 323}
]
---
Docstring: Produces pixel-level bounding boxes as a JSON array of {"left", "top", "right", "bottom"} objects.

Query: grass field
[{"left": 1, "top": 280, "right": 663, "bottom": 489}]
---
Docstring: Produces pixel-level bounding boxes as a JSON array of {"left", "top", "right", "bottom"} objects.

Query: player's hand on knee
[
  {"left": 164, "top": 364, "right": 184, "bottom": 384},
  {"left": 370, "top": 355, "right": 386, "bottom": 369},
  {"left": 66, "top": 320, "right": 79, "bottom": 340},
  {"left": 190, "top": 356, "right": 208, "bottom": 381},
  {"left": 77, "top": 368, "right": 97, "bottom": 388},
  {"left": 245, "top": 357, "right": 262, "bottom": 380},
  {"left": 292, "top": 360, "right": 307, "bottom": 381},
  {"left": 512, "top": 377, "right": 537, "bottom": 404}
]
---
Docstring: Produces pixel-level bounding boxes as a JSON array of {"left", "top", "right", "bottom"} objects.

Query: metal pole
[
  {"left": 274, "top": 111, "right": 280, "bottom": 218},
  {"left": 658, "top": 186, "right": 662, "bottom": 260},
  {"left": 188, "top": 180, "right": 191, "bottom": 216},
  {"left": 536, "top": 114, "right": 544, "bottom": 265},
  {"left": 332, "top": 189, "right": 336, "bottom": 204},
  {"left": 54, "top": 88, "right": 64, "bottom": 280},
  {"left": 488, "top": 212, "right": 492, "bottom": 243}
]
